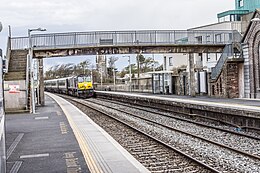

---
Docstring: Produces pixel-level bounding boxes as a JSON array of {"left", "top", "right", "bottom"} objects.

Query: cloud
[
  {"left": 0, "top": 0, "right": 234, "bottom": 64},
  {"left": 0, "top": 0, "right": 233, "bottom": 30}
]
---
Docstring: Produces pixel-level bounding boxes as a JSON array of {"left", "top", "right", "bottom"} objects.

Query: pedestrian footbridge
[
  {"left": 10, "top": 30, "right": 241, "bottom": 57},
  {"left": 4, "top": 29, "right": 241, "bottom": 112}
]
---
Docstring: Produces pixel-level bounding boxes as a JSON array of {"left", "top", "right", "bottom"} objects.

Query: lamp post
[
  {"left": 123, "top": 55, "right": 131, "bottom": 92},
  {"left": 28, "top": 28, "right": 46, "bottom": 114}
]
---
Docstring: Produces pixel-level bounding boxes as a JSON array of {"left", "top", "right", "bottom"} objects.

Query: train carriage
[
  {"left": 57, "top": 77, "right": 68, "bottom": 94},
  {"left": 44, "top": 74, "right": 94, "bottom": 98},
  {"left": 44, "top": 79, "right": 58, "bottom": 93}
]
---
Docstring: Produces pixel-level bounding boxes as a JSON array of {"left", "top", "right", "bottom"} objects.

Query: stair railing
[
  {"left": 5, "top": 37, "right": 11, "bottom": 73},
  {"left": 211, "top": 44, "right": 234, "bottom": 80}
]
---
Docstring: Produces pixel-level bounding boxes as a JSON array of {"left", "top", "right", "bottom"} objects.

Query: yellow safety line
[
  {"left": 48, "top": 94, "right": 102, "bottom": 173},
  {"left": 63, "top": 107, "right": 102, "bottom": 173}
]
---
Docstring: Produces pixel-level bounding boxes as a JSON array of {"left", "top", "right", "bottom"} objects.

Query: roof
[
  {"left": 217, "top": 10, "right": 249, "bottom": 18},
  {"left": 148, "top": 70, "right": 173, "bottom": 74},
  {"left": 242, "top": 9, "right": 260, "bottom": 43}
]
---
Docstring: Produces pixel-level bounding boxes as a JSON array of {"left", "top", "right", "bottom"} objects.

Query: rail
[
  {"left": 10, "top": 30, "right": 242, "bottom": 50},
  {"left": 211, "top": 44, "right": 234, "bottom": 80},
  {"left": 67, "top": 96, "right": 220, "bottom": 172}
]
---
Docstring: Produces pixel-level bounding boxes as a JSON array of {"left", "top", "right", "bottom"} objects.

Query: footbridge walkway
[
  {"left": 9, "top": 30, "right": 241, "bottom": 57},
  {"left": 4, "top": 29, "right": 242, "bottom": 113}
]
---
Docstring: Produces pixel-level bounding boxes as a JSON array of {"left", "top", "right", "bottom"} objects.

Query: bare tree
[
  {"left": 79, "top": 60, "right": 91, "bottom": 75},
  {"left": 108, "top": 56, "right": 119, "bottom": 68},
  {"left": 107, "top": 56, "right": 119, "bottom": 78}
]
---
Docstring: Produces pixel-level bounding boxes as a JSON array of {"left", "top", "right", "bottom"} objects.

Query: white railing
[{"left": 10, "top": 30, "right": 242, "bottom": 50}]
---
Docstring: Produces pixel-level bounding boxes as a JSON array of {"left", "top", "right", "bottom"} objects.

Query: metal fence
[{"left": 10, "top": 30, "right": 242, "bottom": 50}]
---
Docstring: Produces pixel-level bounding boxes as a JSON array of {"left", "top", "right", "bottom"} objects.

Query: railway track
[
  {"left": 97, "top": 96, "right": 260, "bottom": 134},
  {"left": 96, "top": 97, "right": 260, "bottom": 140},
  {"left": 60, "top": 95, "right": 218, "bottom": 173},
  {"left": 60, "top": 95, "right": 260, "bottom": 172},
  {"left": 91, "top": 98, "right": 260, "bottom": 158}
]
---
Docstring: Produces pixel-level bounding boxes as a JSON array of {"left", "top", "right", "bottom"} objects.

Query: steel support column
[{"left": 39, "top": 58, "right": 45, "bottom": 105}]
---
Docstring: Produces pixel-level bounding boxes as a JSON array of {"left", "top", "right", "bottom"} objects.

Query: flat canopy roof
[
  {"left": 217, "top": 10, "right": 249, "bottom": 18},
  {"left": 148, "top": 71, "right": 173, "bottom": 74}
]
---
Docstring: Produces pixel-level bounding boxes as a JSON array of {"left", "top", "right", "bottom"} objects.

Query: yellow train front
[
  {"left": 68, "top": 74, "right": 94, "bottom": 98},
  {"left": 44, "top": 74, "right": 94, "bottom": 98}
]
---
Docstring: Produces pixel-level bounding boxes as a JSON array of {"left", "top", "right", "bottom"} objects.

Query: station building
[{"left": 160, "top": 0, "right": 260, "bottom": 99}]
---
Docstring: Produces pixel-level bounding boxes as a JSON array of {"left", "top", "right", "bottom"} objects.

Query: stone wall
[
  {"left": 210, "top": 58, "right": 244, "bottom": 98},
  {"left": 242, "top": 10, "right": 260, "bottom": 98}
]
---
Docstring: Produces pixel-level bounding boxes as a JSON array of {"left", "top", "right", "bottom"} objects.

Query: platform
[
  {"left": 6, "top": 93, "right": 149, "bottom": 173},
  {"left": 6, "top": 94, "right": 89, "bottom": 173},
  {"left": 96, "top": 91, "right": 260, "bottom": 113},
  {"left": 47, "top": 92, "right": 149, "bottom": 173}
]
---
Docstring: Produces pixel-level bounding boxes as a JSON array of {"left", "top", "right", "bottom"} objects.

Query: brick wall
[{"left": 210, "top": 59, "right": 243, "bottom": 98}]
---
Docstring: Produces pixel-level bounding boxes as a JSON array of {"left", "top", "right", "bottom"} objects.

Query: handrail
[
  {"left": 5, "top": 36, "right": 11, "bottom": 73},
  {"left": 211, "top": 44, "right": 234, "bottom": 80},
  {"left": 10, "top": 30, "right": 242, "bottom": 50}
]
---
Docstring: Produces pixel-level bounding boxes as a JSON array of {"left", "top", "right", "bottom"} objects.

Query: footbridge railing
[{"left": 10, "top": 30, "right": 242, "bottom": 50}]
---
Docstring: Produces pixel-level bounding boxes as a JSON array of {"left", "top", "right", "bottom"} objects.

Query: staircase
[
  {"left": 211, "top": 43, "right": 241, "bottom": 81},
  {"left": 4, "top": 49, "right": 30, "bottom": 112},
  {"left": 4, "top": 50, "right": 27, "bottom": 81}
]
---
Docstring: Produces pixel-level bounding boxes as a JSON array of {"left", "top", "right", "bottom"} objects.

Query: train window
[
  {"left": 78, "top": 76, "right": 84, "bottom": 83},
  {"left": 58, "top": 80, "right": 65, "bottom": 86},
  {"left": 85, "top": 76, "right": 91, "bottom": 82}
]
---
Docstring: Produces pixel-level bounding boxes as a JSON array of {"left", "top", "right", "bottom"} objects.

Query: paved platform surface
[
  {"left": 6, "top": 95, "right": 89, "bottom": 173},
  {"left": 96, "top": 91, "right": 260, "bottom": 112},
  {"left": 6, "top": 93, "right": 149, "bottom": 173},
  {"left": 48, "top": 92, "right": 150, "bottom": 173}
]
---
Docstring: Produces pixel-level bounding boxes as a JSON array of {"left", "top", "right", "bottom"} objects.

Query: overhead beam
[{"left": 33, "top": 45, "right": 225, "bottom": 58}]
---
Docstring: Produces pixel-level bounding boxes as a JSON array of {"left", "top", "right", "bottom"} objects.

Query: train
[{"left": 44, "top": 74, "right": 95, "bottom": 98}]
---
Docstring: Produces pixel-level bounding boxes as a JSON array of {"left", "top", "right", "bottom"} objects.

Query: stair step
[
  {"left": 8, "top": 68, "right": 26, "bottom": 72},
  {"left": 4, "top": 72, "right": 26, "bottom": 81},
  {"left": 8, "top": 50, "right": 28, "bottom": 74}
]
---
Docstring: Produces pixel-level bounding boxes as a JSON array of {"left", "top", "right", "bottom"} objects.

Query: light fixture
[
  {"left": 0, "top": 22, "right": 2, "bottom": 32},
  {"left": 251, "top": 18, "right": 260, "bottom": 22}
]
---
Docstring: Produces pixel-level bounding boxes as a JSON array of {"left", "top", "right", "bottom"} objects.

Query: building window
[
  {"left": 239, "top": 0, "right": 244, "bottom": 7},
  {"left": 163, "top": 56, "right": 167, "bottom": 70},
  {"left": 169, "top": 57, "right": 173, "bottom": 66},
  {"left": 215, "top": 34, "right": 222, "bottom": 43},
  {"left": 206, "top": 53, "right": 210, "bottom": 62},
  {"left": 206, "top": 35, "right": 211, "bottom": 43},
  {"left": 196, "top": 36, "right": 202, "bottom": 43},
  {"left": 198, "top": 53, "right": 203, "bottom": 61}
]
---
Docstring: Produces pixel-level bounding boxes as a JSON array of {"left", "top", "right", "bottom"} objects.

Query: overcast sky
[
  {"left": 0, "top": 0, "right": 234, "bottom": 70},
  {"left": 0, "top": 0, "right": 234, "bottom": 36}
]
